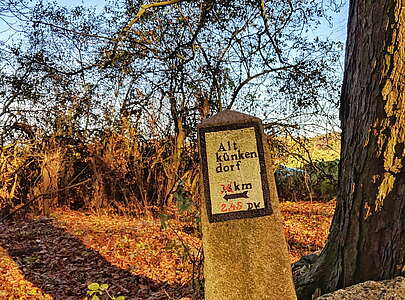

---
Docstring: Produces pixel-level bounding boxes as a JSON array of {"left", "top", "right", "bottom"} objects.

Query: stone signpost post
[{"left": 198, "top": 110, "right": 297, "bottom": 300}]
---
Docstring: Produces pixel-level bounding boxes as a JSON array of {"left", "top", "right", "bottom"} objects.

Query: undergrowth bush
[
  {"left": 0, "top": 119, "right": 339, "bottom": 217},
  {"left": 275, "top": 159, "right": 339, "bottom": 202},
  {"left": 0, "top": 122, "right": 200, "bottom": 216}
]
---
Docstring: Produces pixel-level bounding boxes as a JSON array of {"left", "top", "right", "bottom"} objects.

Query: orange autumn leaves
[{"left": 0, "top": 201, "right": 334, "bottom": 299}]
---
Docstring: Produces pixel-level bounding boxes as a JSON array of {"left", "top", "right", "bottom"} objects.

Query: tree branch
[
  {"left": 117, "top": 0, "right": 186, "bottom": 43},
  {"left": 226, "top": 63, "right": 301, "bottom": 110}
]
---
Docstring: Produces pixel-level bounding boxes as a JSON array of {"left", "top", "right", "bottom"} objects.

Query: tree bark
[{"left": 295, "top": 0, "right": 405, "bottom": 299}]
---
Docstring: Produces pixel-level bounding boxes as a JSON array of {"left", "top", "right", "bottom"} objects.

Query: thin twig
[{"left": 0, "top": 178, "right": 91, "bottom": 223}]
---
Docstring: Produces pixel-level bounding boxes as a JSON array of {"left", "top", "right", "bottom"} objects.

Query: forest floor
[{"left": 0, "top": 200, "right": 335, "bottom": 300}]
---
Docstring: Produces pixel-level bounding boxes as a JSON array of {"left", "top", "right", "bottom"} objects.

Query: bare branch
[
  {"left": 117, "top": 0, "right": 186, "bottom": 44},
  {"left": 226, "top": 63, "right": 302, "bottom": 110}
]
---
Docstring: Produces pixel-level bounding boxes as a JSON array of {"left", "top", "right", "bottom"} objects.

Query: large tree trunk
[{"left": 295, "top": 0, "right": 404, "bottom": 299}]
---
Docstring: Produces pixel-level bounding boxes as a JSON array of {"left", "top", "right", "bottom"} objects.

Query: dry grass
[{"left": 0, "top": 120, "right": 199, "bottom": 216}]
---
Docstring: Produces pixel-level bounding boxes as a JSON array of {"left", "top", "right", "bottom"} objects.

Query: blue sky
[
  {"left": 57, "top": 0, "right": 105, "bottom": 9},
  {"left": 320, "top": 2, "right": 349, "bottom": 42},
  {"left": 1, "top": 1, "right": 349, "bottom": 44},
  {"left": 62, "top": 0, "right": 349, "bottom": 42},
  {"left": 0, "top": 0, "right": 348, "bottom": 134}
]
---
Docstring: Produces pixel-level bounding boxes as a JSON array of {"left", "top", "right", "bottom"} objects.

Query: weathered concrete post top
[{"left": 198, "top": 110, "right": 297, "bottom": 300}]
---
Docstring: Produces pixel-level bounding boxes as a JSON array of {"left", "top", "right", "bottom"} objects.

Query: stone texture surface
[
  {"left": 198, "top": 109, "right": 261, "bottom": 128},
  {"left": 316, "top": 277, "right": 405, "bottom": 300},
  {"left": 198, "top": 110, "right": 297, "bottom": 300}
]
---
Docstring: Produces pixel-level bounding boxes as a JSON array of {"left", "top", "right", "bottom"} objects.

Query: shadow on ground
[{"left": 0, "top": 217, "right": 193, "bottom": 300}]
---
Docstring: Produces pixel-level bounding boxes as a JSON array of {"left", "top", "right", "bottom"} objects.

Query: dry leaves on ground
[{"left": 0, "top": 200, "right": 335, "bottom": 299}]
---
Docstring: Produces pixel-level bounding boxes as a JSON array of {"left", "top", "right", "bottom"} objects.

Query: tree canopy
[{"left": 0, "top": 0, "right": 345, "bottom": 144}]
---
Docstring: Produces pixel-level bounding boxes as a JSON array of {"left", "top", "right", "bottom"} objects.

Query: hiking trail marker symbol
[
  {"left": 197, "top": 110, "right": 297, "bottom": 300},
  {"left": 199, "top": 119, "right": 272, "bottom": 222}
]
